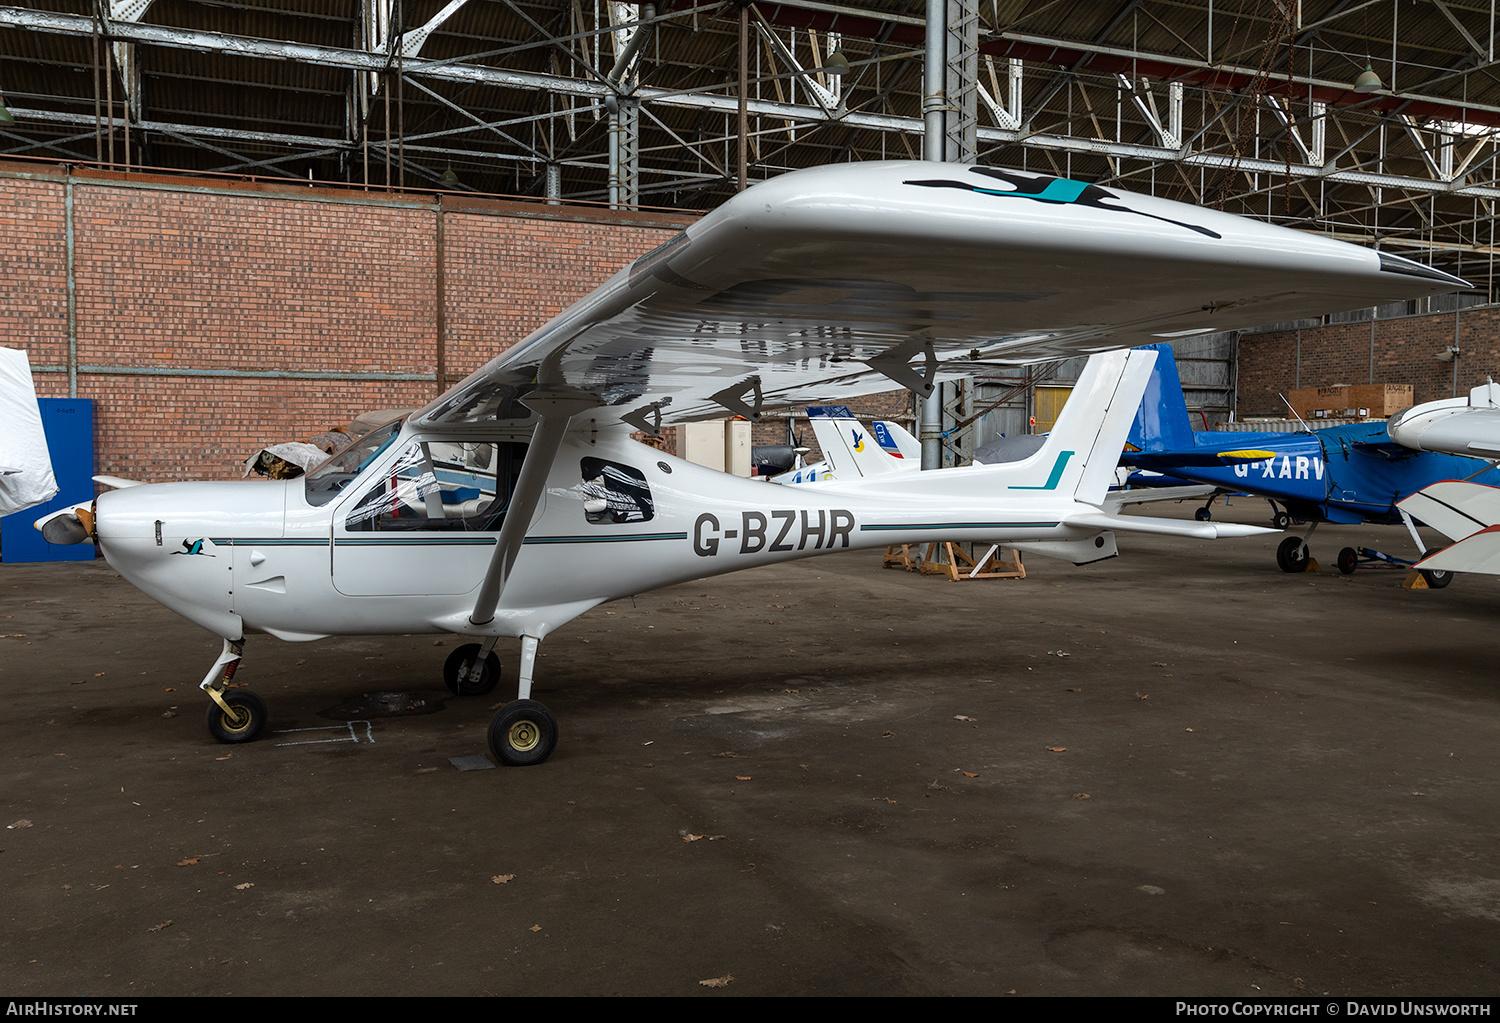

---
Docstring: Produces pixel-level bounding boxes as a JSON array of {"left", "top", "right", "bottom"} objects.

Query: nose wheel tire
[
  {"left": 444, "top": 644, "right": 501, "bottom": 696},
  {"left": 206, "top": 691, "right": 267, "bottom": 744},
  {"left": 1276, "top": 536, "right": 1310, "bottom": 573},
  {"left": 1272, "top": 511, "right": 1291, "bottom": 530},
  {"left": 488, "top": 699, "right": 558, "bottom": 766}
]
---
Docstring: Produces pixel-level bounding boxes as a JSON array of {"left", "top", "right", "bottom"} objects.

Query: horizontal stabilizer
[
  {"left": 94, "top": 475, "right": 145, "bottom": 490},
  {"left": 1065, "top": 510, "right": 1275, "bottom": 540},
  {"left": 1127, "top": 448, "right": 1275, "bottom": 469},
  {"left": 1103, "top": 483, "right": 1218, "bottom": 512},
  {"left": 1398, "top": 480, "right": 1500, "bottom": 541}
]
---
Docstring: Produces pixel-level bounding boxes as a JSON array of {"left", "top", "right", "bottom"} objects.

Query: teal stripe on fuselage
[{"left": 524, "top": 533, "right": 687, "bottom": 544}]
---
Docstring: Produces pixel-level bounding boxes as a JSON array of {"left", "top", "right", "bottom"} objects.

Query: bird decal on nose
[{"left": 171, "top": 538, "right": 216, "bottom": 557}]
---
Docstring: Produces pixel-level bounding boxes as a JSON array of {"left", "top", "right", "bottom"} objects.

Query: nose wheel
[{"left": 206, "top": 690, "right": 267, "bottom": 743}]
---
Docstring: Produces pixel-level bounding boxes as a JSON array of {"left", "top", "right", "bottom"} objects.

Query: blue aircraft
[{"left": 1122, "top": 343, "right": 1500, "bottom": 582}]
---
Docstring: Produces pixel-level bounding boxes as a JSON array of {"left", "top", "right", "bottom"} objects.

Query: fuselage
[{"left": 92, "top": 418, "right": 1109, "bottom": 644}]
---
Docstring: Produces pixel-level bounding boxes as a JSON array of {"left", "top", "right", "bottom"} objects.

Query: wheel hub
[{"left": 509, "top": 720, "right": 540, "bottom": 752}]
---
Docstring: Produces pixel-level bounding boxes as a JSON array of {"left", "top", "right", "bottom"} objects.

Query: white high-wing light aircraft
[
  {"left": 1388, "top": 383, "right": 1500, "bottom": 576},
  {"left": 36, "top": 162, "right": 1466, "bottom": 765}
]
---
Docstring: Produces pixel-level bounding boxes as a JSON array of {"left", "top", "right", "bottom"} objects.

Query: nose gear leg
[{"left": 199, "top": 638, "right": 267, "bottom": 743}]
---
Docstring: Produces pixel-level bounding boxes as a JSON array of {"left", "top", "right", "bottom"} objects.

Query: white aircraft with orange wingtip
[
  {"left": 34, "top": 161, "right": 1466, "bottom": 766},
  {"left": 1389, "top": 382, "right": 1500, "bottom": 577}
]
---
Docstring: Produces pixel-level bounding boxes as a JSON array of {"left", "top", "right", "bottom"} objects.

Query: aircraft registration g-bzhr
[{"left": 36, "top": 161, "right": 1466, "bottom": 765}]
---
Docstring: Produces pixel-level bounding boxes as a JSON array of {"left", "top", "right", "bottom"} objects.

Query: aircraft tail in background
[
  {"left": 871, "top": 420, "right": 920, "bottom": 461},
  {"left": 1126, "top": 342, "right": 1197, "bottom": 454},
  {"left": 804, "top": 406, "right": 911, "bottom": 480}
]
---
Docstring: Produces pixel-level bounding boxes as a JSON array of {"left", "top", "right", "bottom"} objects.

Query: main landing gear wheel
[
  {"left": 1194, "top": 506, "right": 1212, "bottom": 522},
  {"left": 1276, "top": 536, "right": 1310, "bottom": 573},
  {"left": 1337, "top": 547, "right": 1359, "bottom": 575},
  {"left": 488, "top": 699, "right": 558, "bottom": 766},
  {"left": 206, "top": 690, "right": 267, "bottom": 744},
  {"left": 1420, "top": 568, "right": 1453, "bottom": 589},
  {"left": 444, "top": 644, "right": 501, "bottom": 696}
]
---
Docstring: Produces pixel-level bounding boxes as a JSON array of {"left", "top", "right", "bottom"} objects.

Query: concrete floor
[{"left": 3, "top": 503, "right": 1499, "bottom": 996}]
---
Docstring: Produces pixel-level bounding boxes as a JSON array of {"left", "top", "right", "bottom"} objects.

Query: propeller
[{"left": 34, "top": 503, "right": 95, "bottom": 545}]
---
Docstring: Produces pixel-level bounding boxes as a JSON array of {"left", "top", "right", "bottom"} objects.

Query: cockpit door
[{"left": 331, "top": 439, "right": 527, "bottom": 596}]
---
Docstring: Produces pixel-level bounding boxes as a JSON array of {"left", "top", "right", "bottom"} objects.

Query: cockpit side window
[
  {"left": 345, "top": 441, "right": 527, "bottom": 532},
  {"left": 580, "top": 457, "right": 654, "bottom": 524}
]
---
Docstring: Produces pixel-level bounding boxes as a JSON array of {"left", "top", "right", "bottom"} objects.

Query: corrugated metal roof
[{"left": 2, "top": 1, "right": 1497, "bottom": 289}]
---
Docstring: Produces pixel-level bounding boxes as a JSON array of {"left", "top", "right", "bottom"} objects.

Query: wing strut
[{"left": 469, "top": 389, "right": 601, "bottom": 628}]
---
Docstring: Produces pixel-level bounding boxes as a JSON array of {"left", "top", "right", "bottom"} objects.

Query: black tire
[
  {"left": 1272, "top": 511, "right": 1291, "bottom": 530},
  {"left": 488, "top": 699, "right": 558, "bottom": 766},
  {"left": 444, "top": 644, "right": 501, "bottom": 696},
  {"left": 1194, "top": 507, "right": 1212, "bottom": 522},
  {"left": 1337, "top": 547, "right": 1358, "bottom": 575},
  {"left": 1420, "top": 568, "right": 1453, "bottom": 589},
  {"left": 206, "top": 690, "right": 267, "bottom": 744},
  {"left": 1276, "top": 536, "right": 1310, "bottom": 573}
]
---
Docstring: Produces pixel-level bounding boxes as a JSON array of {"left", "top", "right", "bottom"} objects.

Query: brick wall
[
  {"left": 0, "top": 165, "right": 687, "bottom": 481},
  {"left": 1238, "top": 306, "right": 1500, "bottom": 418}
]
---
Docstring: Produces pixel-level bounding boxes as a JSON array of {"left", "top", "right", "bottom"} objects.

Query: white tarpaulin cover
[{"left": 0, "top": 347, "right": 59, "bottom": 516}]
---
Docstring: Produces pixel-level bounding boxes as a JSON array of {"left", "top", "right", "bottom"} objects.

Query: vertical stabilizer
[
  {"left": 1004, "top": 347, "right": 1158, "bottom": 506},
  {"left": 871, "top": 420, "right": 921, "bottom": 461},
  {"left": 1126, "top": 342, "right": 1195, "bottom": 453},
  {"left": 805, "top": 406, "right": 906, "bottom": 479}
]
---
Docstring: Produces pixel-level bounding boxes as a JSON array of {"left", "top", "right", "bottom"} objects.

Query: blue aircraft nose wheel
[
  {"left": 1276, "top": 536, "right": 1310, "bottom": 573},
  {"left": 488, "top": 699, "right": 558, "bottom": 766}
]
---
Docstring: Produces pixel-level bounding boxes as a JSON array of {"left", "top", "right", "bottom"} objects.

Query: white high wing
[
  {"left": 1388, "top": 381, "right": 1500, "bottom": 458},
  {"left": 36, "top": 161, "right": 1466, "bottom": 764}
]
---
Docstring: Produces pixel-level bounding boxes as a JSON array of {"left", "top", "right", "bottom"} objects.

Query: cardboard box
[{"left": 1287, "top": 384, "right": 1411, "bottom": 420}]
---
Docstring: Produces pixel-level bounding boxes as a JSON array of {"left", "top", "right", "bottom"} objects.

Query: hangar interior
[{"left": 3, "top": 0, "right": 1500, "bottom": 473}]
